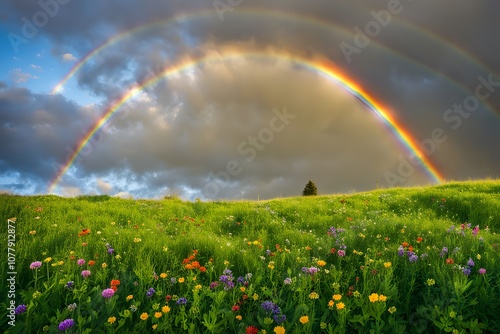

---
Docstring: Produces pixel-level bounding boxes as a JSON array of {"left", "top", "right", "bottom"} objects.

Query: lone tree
[{"left": 302, "top": 180, "right": 318, "bottom": 196}]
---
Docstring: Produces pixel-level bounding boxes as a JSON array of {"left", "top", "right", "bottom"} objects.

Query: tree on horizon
[{"left": 302, "top": 180, "right": 318, "bottom": 196}]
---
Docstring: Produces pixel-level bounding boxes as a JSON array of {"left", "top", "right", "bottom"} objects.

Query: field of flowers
[{"left": 1, "top": 180, "right": 500, "bottom": 333}]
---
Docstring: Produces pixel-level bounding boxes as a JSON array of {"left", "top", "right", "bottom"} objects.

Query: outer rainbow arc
[{"left": 48, "top": 50, "right": 445, "bottom": 193}]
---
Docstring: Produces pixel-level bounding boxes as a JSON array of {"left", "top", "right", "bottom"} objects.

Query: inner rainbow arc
[{"left": 48, "top": 50, "right": 445, "bottom": 193}]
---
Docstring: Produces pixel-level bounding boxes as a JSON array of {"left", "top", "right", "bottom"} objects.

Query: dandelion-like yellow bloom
[
  {"left": 140, "top": 313, "right": 148, "bottom": 320},
  {"left": 102, "top": 263, "right": 108, "bottom": 269},
  {"left": 427, "top": 278, "right": 435, "bottom": 286},
  {"left": 309, "top": 292, "right": 319, "bottom": 299},
  {"left": 160, "top": 273, "right": 167, "bottom": 279},
  {"left": 108, "top": 316, "right": 116, "bottom": 324},
  {"left": 328, "top": 300, "right": 334, "bottom": 308},
  {"left": 152, "top": 324, "right": 158, "bottom": 330},
  {"left": 44, "top": 257, "right": 52, "bottom": 263},
  {"left": 178, "top": 277, "right": 185, "bottom": 283},
  {"left": 240, "top": 287, "right": 246, "bottom": 292},
  {"left": 299, "top": 316, "right": 309, "bottom": 324},
  {"left": 477, "top": 254, "right": 481, "bottom": 260},
  {"left": 384, "top": 262, "right": 392, "bottom": 268},
  {"left": 154, "top": 312, "right": 162, "bottom": 319},
  {"left": 195, "top": 284, "right": 202, "bottom": 290},
  {"left": 369, "top": 293, "right": 379, "bottom": 302},
  {"left": 317, "top": 260, "right": 326, "bottom": 267},
  {"left": 253, "top": 293, "right": 259, "bottom": 301},
  {"left": 379, "top": 295, "right": 387, "bottom": 302},
  {"left": 336, "top": 302, "right": 345, "bottom": 310},
  {"left": 162, "top": 305, "right": 171, "bottom": 313},
  {"left": 126, "top": 295, "right": 133, "bottom": 301},
  {"left": 274, "top": 326, "right": 286, "bottom": 334},
  {"left": 333, "top": 294, "right": 342, "bottom": 301},
  {"left": 236, "top": 315, "right": 242, "bottom": 320}
]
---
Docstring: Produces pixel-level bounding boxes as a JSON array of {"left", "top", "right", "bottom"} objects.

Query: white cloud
[
  {"left": 114, "top": 191, "right": 133, "bottom": 199},
  {"left": 9, "top": 68, "right": 39, "bottom": 84},
  {"left": 96, "top": 179, "right": 113, "bottom": 194},
  {"left": 62, "top": 53, "right": 77, "bottom": 62},
  {"left": 30, "top": 64, "right": 42, "bottom": 71}
]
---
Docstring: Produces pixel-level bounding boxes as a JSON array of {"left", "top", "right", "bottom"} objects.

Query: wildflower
[
  {"left": 110, "top": 279, "right": 120, "bottom": 286},
  {"left": 317, "top": 260, "right": 326, "bottom": 267},
  {"left": 43, "top": 257, "right": 52, "bottom": 263},
  {"left": 336, "top": 302, "right": 345, "bottom": 310},
  {"left": 309, "top": 292, "right": 319, "bottom": 299},
  {"left": 388, "top": 306, "right": 397, "bottom": 314},
  {"left": 299, "top": 315, "right": 309, "bottom": 324},
  {"left": 409, "top": 254, "right": 418, "bottom": 263},
  {"left": 30, "top": 261, "right": 42, "bottom": 269},
  {"left": 81, "top": 270, "right": 91, "bottom": 278},
  {"left": 384, "top": 262, "right": 392, "bottom": 268},
  {"left": 332, "top": 294, "right": 342, "bottom": 301},
  {"left": 440, "top": 247, "right": 448, "bottom": 257},
  {"left": 76, "top": 259, "right": 85, "bottom": 266},
  {"left": 140, "top": 313, "right": 148, "bottom": 320},
  {"left": 467, "top": 258, "right": 475, "bottom": 267},
  {"left": 462, "top": 267, "right": 471, "bottom": 276},
  {"left": 253, "top": 293, "right": 259, "bottom": 301},
  {"left": 108, "top": 316, "right": 116, "bottom": 324},
  {"left": 268, "top": 261, "right": 275, "bottom": 269},
  {"left": 379, "top": 295, "right": 387, "bottom": 302},
  {"left": 102, "top": 288, "right": 115, "bottom": 299},
  {"left": 88, "top": 260, "right": 96, "bottom": 266},
  {"left": 65, "top": 281, "right": 74, "bottom": 289},
  {"left": 337, "top": 250, "right": 346, "bottom": 257},
  {"left": 239, "top": 286, "right": 246, "bottom": 292},
  {"left": 154, "top": 312, "right": 162, "bottom": 319},
  {"left": 160, "top": 273, "right": 167, "bottom": 279},
  {"left": 446, "top": 258, "right": 454, "bottom": 264},
  {"left": 328, "top": 300, "right": 335, "bottom": 308},
  {"left": 58, "top": 319, "right": 75, "bottom": 331},
  {"left": 369, "top": 293, "right": 379, "bottom": 302},
  {"left": 426, "top": 279, "right": 435, "bottom": 286},
  {"left": 416, "top": 237, "right": 423, "bottom": 243},
  {"left": 232, "top": 305, "right": 240, "bottom": 312},
  {"left": 195, "top": 284, "right": 202, "bottom": 290},
  {"left": 78, "top": 228, "right": 90, "bottom": 237},
  {"left": 261, "top": 301, "right": 275, "bottom": 311},
  {"left": 479, "top": 268, "right": 487, "bottom": 274},
  {"left": 146, "top": 288, "right": 155, "bottom": 298},
  {"left": 15, "top": 304, "right": 27, "bottom": 315},
  {"left": 102, "top": 263, "right": 107, "bottom": 269},
  {"left": 130, "top": 305, "right": 138, "bottom": 312},
  {"left": 246, "top": 326, "right": 259, "bottom": 334},
  {"left": 274, "top": 314, "right": 286, "bottom": 324},
  {"left": 353, "top": 291, "right": 361, "bottom": 298},
  {"left": 176, "top": 297, "right": 188, "bottom": 305},
  {"left": 472, "top": 225, "right": 480, "bottom": 236},
  {"left": 477, "top": 254, "right": 481, "bottom": 260},
  {"left": 397, "top": 246, "right": 405, "bottom": 257},
  {"left": 162, "top": 305, "right": 171, "bottom": 313},
  {"left": 274, "top": 326, "right": 286, "bottom": 334},
  {"left": 123, "top": 309, "right": 131, "bottom": 317},
  {"left": 133, "top": 238, "right": 142, "bottom": 243},
  {"left": 152, "top": 324, "right": 158, "bottom": 330},
  {"left": 178, "top": 277, "right": 185, "bottom": 283},
  {"left": 67, "top": 303, "right": 77, "bottom": 311},
  {"left": 29, "top": 230, "right": 36, "bottom": 235},
  {"left": 33, "top": 291, "right": 42, "bottom": 299},
  {"left": 272, "top": 305, "right": 281, "bottom": 314}
]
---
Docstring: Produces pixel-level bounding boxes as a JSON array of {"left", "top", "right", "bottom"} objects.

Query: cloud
[
  {"left": 96, "top": 179, "right": 113, "bottom": 194},
  {"left": 9, "top": 68, "right": 38, "bottom": 84},
  {"left": 30, "top": 64, "right": 42, "bottom": 70},
  {"left": 62, "top": 53, "right": 77, "bottom": 62}
]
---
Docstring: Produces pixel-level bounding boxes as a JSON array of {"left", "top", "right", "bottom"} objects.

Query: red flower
[
  {"left": 110, "top": 285, "right": 117, "bottom": 292},
  {"left": 330, "top": 248, "right": 336, "bottom": 254},
  {"left": 401, "top": 241, "right": 409, "bottom": 248},
  {"left": 166, "top": 295, "right": 171, "bottom": 302},
  {"left": 232, "top": 305, "right": 240, "bottom": 312},
  {"left": 110, "top": 279, "right": 120, "bottom": 286},
  {"left": 246, "top": 326, "right": 259, "bottom": 334},
  {"left": 416, "top": 237, "right": 423, "bottom": 243},
  {"left": 199, "top": 266, "right": 207, "bottom": 273},
  {"left": 446, "top": 258, "right": 454, "bottom": 264}
]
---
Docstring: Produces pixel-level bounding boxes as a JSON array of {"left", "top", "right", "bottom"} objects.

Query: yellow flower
[
  {"left": 44, "top": 257, "right": 52, "bottom": 263},
  {"left": 353, "top": 291, "right": 361, "bottom": 298},
  {"left": 299, "top": 316, "right": 309, "bottom": 324},
  {"left": 160, "top": 273, "right": 167, "bottom": 279},
  {"left": 388, "top": 306, "right": 397, "bottom": 314},
  {"left": 336, "top": 302, "right": 345, "bottom": 310},
  {"left": 252, "top": 293, "right": 259, "bottom": 301},
  {"left": 426, "top": 279, "right": 435, "bottom": 286},
  {"left": 192, "top": 276, "right": 196, "bottom": 281},
  {"left": 236, "top": 315, "right": 242, "bottom": 320},
  {"left": 69, "top": 251, "right": 75, "bottom": 255},
  {"left": 379, "top": 295, "right": 387, "bottom": 302},
  {"left": 29, "top": 230, "right": 36, "bottom": 235},
  {"left": 240, "top": 287, "right": 246, "bottom": 292},
  {"left": 154, "top": 312, "right": 162, "bottom": 319},
  {"left": 108, "top": 316, "right": 116, "bottom": 324},
  {"left": 102, "top": 263, "right": 108, "bottom": 269},
  {"left": 369, "top": 293, "right": 379, "bottom": 303},
  {"left": 328, "top": 300, "right": 334, "bottom": 308},
  {"left": 195, "top": 284, "right": 202, "bottom": 290},
  {"left": 268, "top": 261, "right": 275, "bottom": 270},
  {"left": 309, "top": 292, "right": 319, "bottom": 299},
  {"left": 477, "top": 254, "right": 481, "bottom": 260},
  {"left": 140, "top": 313, "right": 148, "bottom": 321},
  {"left": 224, "top": 260, "right": 230, "bottom": 266},
  {"left": 152, "top": 324, "right": 158, "bottom": 330},
  {"left": 384, "top": 262, "right": 392, "bottom": 268},
  {"left": 332, "top": 294, "right": 342, "bottom": 301},
  {"left": 274, "top": 326, "right": 286, "bottom": 334},
  {"left": 317, "top": 260, "right": 326, "bottom": 267},
  {"left": 126, "top": 295, "right": 133, "bottom": 301},
  {"left": 178, "top": 277, "right": 185, "bottom": 283},
  {"left": 162, "top": 305, "right": 171, "bottom": 313},
  {"left": 115, "top": 255, "right": 121, "bottom": 260},
  {"left": 133, "top": 238, "right": 142, "bottom": 243}
]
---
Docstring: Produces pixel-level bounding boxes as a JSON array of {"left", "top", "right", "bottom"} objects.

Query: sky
[{"left": 1, "top": 0, "right": 499, "bottom": 200}]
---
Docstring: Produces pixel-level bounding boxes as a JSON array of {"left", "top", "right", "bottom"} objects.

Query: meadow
[{"left": 1, "top": 180, "right": 499, "bottom": 333}]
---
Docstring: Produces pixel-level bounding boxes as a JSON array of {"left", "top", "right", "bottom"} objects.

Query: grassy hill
[{"left": 1, "top": 180, "right": 499, "bottom": 333}]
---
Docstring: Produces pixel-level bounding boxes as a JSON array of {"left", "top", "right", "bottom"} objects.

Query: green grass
[{"left": 1, "top": 179, "right": 499, "bottom": 333}]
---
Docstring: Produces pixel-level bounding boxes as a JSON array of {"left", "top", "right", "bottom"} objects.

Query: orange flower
[
  {"left": 110, "top": 279, "right": 120, "bottom": 286},
  {"left": 185, "top": 264, "right": 194, "bottom": 270},
  {"left": 111, "top": 285, "right": 117, "bottom": 292},
  {"left": 78, "top": 228, "right": 90, "bottom": 237},
  {"left": 401, "top": 241, "right": 409, "bottom": 248},
  {"left": 408, "top": 246, "right": 414, "bottom": 252},
  {"left": 446, "top": 258, "right": 454, "bottom": 264},
  {"left": 416, "top": 237, "right": 423, "bottom": 243},
  {"left": 88, "top": 260, "right": 96, "bottom": 266},
  {"left": 199, "top": 266, "right": 207, "bottom": 273}
]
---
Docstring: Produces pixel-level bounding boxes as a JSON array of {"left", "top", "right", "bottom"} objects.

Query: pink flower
[
  {"left": 30, "top": 261, "right": 42, "bottom": 269},
  {"left": 102, "top": 288, "right": 115, "bottom": 299},
  {"left": 478, "top": 268, "right": 486, "bottom": 275},
  {"left": 81, "top": 270, "right": 91, "bottom": 278},
  {"left": 77, "top": 259, "right": 85, "bottom": 266},
  {"left": 338, "top": 250, "right": 346, "bottom": 257}
]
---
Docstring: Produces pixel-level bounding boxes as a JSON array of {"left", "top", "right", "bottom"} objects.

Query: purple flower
[
  {"left": 209, "top": 281, "right": 218, "bottom": 289},
  {"left": 274, "top": 314, "right": 287, "bottom": 324},
  {"left": 284, "top": 277, "right": 292, "bottom": 285},
  {"left": 440, "top": 247, "right": 448, "bottom": 257},
  {"left": 409, "top": 254, "right": 418, "bottom": 263},
  {"left": 58, "top": 319, "right": 75, "bottom": 331},
  {"left": 397, "top": 246, "right": 405, "bottom": 257},
  {"left": 65, "top": 281, "right": 74, "bottom": 289},
  {"left": 30, "top": 261, "right": 42, "bottom": 269},
  {"left": 219, "top": 275, "right": 231, "bottom": 283},
  {"left": 223, "top": 268, "right": 232, "bottom": 275},
  {"left": 15, "top": 304, "right": 27, "bottom": 315},
  {"left": 102, "top": 288, "right": 115, "bottom": 299},
  {"left": 462, "top": 267, "right": 471, "bottom": 276},
  {"left": 237, "top": 276, "right": 245, "bottom": 284},
  {"left": 81, "top": 270, "right": 91, "bottom": 278},
  {"left": 224, "top": 281, "right": 235, "bottom": 290},
  {"left": 472, "top": 225, "right": 480, "bottom": 236},
  {"left": 261, "top": 301, "right": 275, "bottom": 311},
  {"left": 77, "top": 259, "right": 85, "bottom": 266},
  {"left": 266, "top": 250, "right": 271, "bottom": 256},
  {"left": 337, "top": 250, "right": 346, "bottom": 257},
  {"left": 176, "top": 297, "right": 187, "bottom": 305},
  {"left": 107, "top": 248, "right": 115, "bottom": 254},
  {"left": 146, "top": 287, "right": 155, "bottom": 298},
  {"left": 467, "top": 258, "right": 475, "bottom": 267},
  {"left": 479, "top": 268, "right": 487, "bottom": 275},
  {"left": 272, "top": 305, "right": 281, "bottom": 314}
]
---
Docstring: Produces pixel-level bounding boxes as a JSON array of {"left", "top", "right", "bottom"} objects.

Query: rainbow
[
  {"left": 48, "top": 49, "right": 445, "bottom": 192},
  {"left": 50, "top": 7, "right": 494, "bottom": 114}
]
